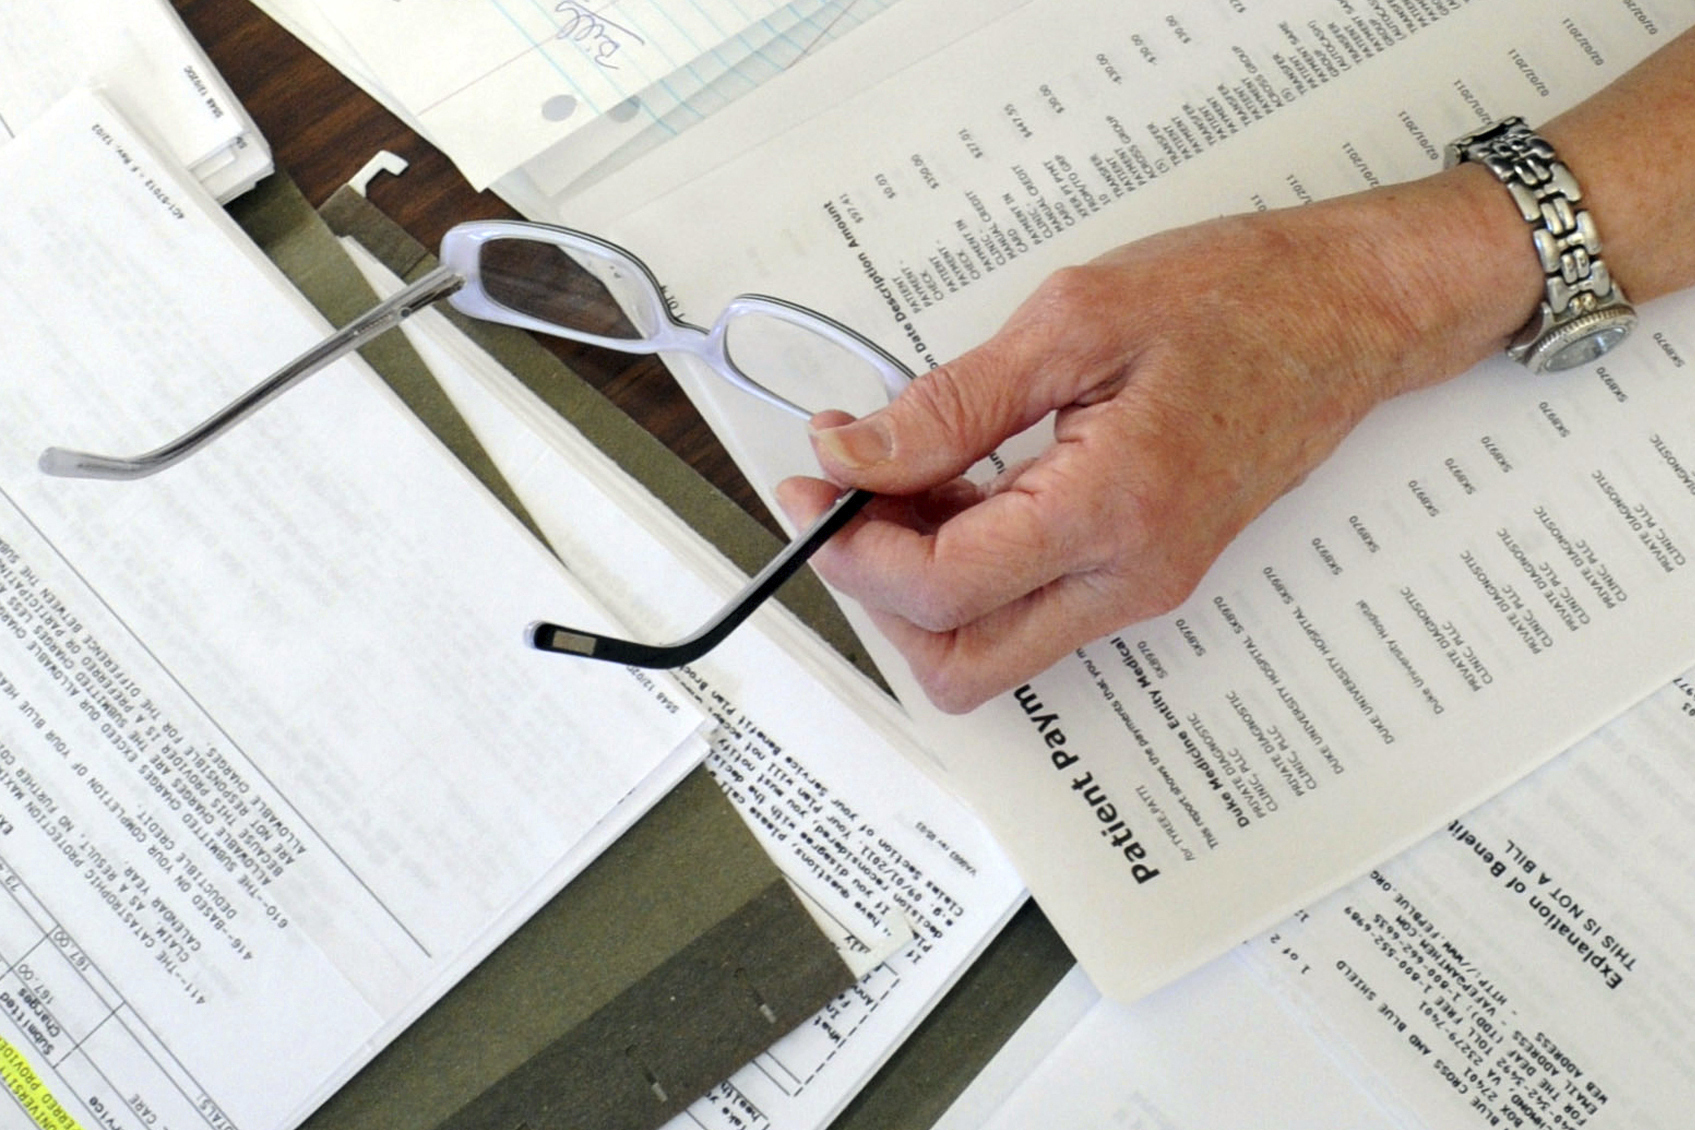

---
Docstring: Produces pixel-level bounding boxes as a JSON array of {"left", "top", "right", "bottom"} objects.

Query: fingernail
[{"left": 812, "top": 416, "right": 892, "bottom": 470}]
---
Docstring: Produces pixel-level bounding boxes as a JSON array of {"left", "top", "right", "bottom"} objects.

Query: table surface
[{"left": 172, "top": 0, "right": 776, "bottom": 533}]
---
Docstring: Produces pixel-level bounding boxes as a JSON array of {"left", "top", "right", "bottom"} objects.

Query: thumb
[{"left": 808, "top": 329, "right": 1071, "bottom": 494}]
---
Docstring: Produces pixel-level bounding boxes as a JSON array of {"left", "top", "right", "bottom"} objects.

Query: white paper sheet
[
  {"left": 945, "top": 667, "right": 1695, "bottom": 1128},
  {"left": 511, "top": 0, "right": 903, "bottom": 199},
  {"left": 256, "top": 0, "right": 924, "bottom": 195},
  {"left": 1232, "top": 670, "right": 1695, "bottom": 1127},
  {"left": 342, "top": 242, "right": 1026, "bottom": 1130},
  {"left": 530, "top": 0, "right": 1695, "bottom": 1002},
  {"left": 938, "top": 960, "right": 1418, "bottom": 1130},
  {"left": 0, "top": 92, "right": 704, "bottom": 1130},
  {"left": 497, "top": 0, "right": 1037, "bottom": 220},
  {"left": 290, "top": 0, "right": 870, "bottom": 189},
  {"left": 0, "top": 0, "right": 270, "bottom": 200}
]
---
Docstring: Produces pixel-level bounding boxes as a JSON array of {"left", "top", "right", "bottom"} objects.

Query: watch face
[
  {"left": 1546, "top": 326, "right": 1631, "bottom": 371},
  {"left": 1534, "top": 309, "right": 1638, "bottom": 373}
]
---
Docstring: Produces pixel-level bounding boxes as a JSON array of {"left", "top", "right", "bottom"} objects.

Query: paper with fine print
[
  {"left": 0, "top": 91, "right": 703, "bottom": 1130},
  {"left": 553, "top": 0, "right": 1695, "bottom": 1002}
]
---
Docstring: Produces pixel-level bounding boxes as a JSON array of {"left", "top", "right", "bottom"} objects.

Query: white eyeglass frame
[
  {"left": 441, "top": 219, "right": 912, "bottom": 421},
  {"left": 39, "top": 218, "right": 915, "bottom": 670}
]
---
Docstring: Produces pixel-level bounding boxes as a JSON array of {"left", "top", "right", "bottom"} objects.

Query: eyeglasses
[{"left": 39, "top": 219, "right": 913, "bottom": 668}]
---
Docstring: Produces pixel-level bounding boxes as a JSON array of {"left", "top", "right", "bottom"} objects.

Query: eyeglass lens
[
  {"left": 475, "top": 236, "right": 893, "bottom": 419},
  {"left": 478, "top": 237, "right": 656, "bottom": 340},
  {"left": 721, "top": 313, "right": 892, "bottom": 420}
]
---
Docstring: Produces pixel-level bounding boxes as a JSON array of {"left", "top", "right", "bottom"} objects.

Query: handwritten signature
[{"left": 554, "top": 2, "right": 645, "bottom": 69}]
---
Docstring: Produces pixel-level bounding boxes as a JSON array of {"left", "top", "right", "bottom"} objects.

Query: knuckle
[
  {"left": 897, "top": 361, "right": 1008, "bottom": 458},
  {"left": 1139, "top": 563, "right": 1204, "bottom": 621},
  {"left": 902, "top": 363, "right": 976, "bottom": 432},
  {"left": 914, "top": 656, "right": 989, "bottom": 715},
  {"left": 902, "top": 582, "right": 974, "bottom": 633},
  {"left": 802, "top": 540, "right": 852, "bottom": 592},
  {"left": 1107, "top": 484, "right": 1172, "bottom": 562},
  {"left": 917, "top": 499, "right": 1053, "bottom": 630},
  {"left": 1014, "top": 265, "right": 1146, "bottom": 392},
  {"left": 921, "top": 680, "right": 979, "bottom": 715}
]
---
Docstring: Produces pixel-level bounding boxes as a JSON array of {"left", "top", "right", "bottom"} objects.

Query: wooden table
[{"left": 172, "top": 0, "right": 775, "bottom": 531}]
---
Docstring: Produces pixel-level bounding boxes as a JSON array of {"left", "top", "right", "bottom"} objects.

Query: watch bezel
[{"left": 1516, "top": 306, "right": 1639, "bottom": 373}]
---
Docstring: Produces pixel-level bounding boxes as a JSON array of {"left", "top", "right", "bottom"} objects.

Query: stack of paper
[
  {"left": 520, "top": 0, "right": 1695, "bottom": 1114},
  {"left": 250, "top": 0, "right": 902, "bottom": 194},
  {"left": 0, "top": 91, "right": 702, "bottom": 1130},
  {"left": 213, "top": 0, "right": 1695, "bottom": 1119},
  {"left": 0, "top": 0, "right": 270, "bottom": 199},
  {"left": 340, "top": 239, "right": 1028, "bottom": 1130}
]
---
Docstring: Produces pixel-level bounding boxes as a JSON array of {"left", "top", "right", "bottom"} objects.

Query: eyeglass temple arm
[
  {"left": 38, "top": 266, "right": 466, "bottom": 481},
  {"left": 529, "top": 487, "right": 872, "bottom": 669}
]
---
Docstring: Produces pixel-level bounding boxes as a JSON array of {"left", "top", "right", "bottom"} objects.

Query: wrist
[
  {"left": 1339, "top": 162, "right": 1546, "bottom": 397},
  {"left": 1445, "top": 118, "right": 1639, "bottom": 373}
]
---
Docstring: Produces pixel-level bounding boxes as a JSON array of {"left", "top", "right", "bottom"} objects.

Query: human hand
[{"left": 777, "top": 169, "right": 1540, "bottom": 712}]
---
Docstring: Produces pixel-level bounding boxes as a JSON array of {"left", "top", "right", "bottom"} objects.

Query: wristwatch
[{"left": 1445, "top": 116, "right": 1636, "bottom": 373}]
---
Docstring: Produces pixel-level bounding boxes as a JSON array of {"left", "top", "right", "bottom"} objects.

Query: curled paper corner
[{"left": 788, "top": 882, "right": 916, "bottom": 978}]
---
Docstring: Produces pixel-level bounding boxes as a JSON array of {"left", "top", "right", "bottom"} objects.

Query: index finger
[
  {"left": 804, "top": 472, "right": 1097, "bottom": 633},
  {"left": 853, "top": 561, "right": 1140, "bottom": 712}
]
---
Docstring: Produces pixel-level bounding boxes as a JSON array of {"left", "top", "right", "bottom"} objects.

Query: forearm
[
  {"left": 1342, "top": 26, "right": 1695, "bottom": 404},
  {"left": 1544, "top": 25, "right": 1695, "bottom": 305}
]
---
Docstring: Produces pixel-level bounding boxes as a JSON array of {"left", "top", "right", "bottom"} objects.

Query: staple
[
  {"left": 625, "top": 1045, "right": 668, "bottom": 1104},
  {"left": 736, "top": 967, "right": 779, "bottom": 1025}
]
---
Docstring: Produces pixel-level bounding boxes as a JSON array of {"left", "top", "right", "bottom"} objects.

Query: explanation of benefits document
[
  {"left": 942, "top": 667, "right": 1695, "bottom": 1129},
  {"left": 555, "top": 0, "right": 1695, "bottom": 1002}
]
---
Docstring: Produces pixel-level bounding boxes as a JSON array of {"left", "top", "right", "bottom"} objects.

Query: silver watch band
[{"left": 1446, "top": 117, "right": 1635, "bottom": 372}]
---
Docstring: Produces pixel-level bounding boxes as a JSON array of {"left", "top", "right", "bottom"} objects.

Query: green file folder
[
  {"left": 229, "top": 173, "right": 856, "bottom": 1130},
  {"left": 231, "top": 173, "right": 1077, "bottom": 1130}
]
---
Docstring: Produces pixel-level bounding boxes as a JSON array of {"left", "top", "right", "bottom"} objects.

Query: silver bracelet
[{"left": 1445, "top": 117, "right": 1636, "bottom": 373}]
